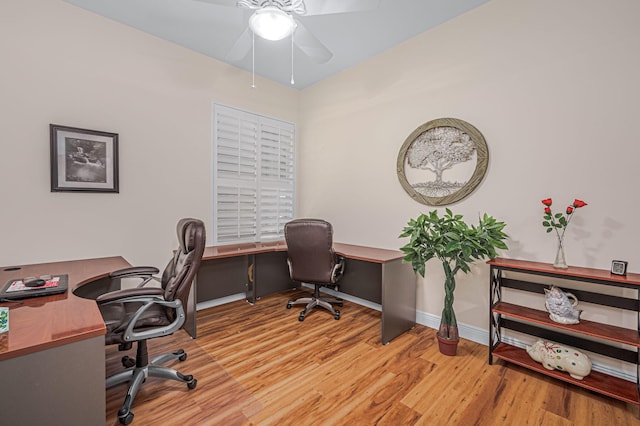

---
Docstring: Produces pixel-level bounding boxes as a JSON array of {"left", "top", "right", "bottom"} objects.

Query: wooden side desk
[
  {"left": 0, "top": 256, "right": 130, "bottom": 425},
  {"left": 192, "top": 241, "right": 417, "bottom": 344}
]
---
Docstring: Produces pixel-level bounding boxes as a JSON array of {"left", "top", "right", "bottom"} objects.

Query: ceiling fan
[{"left": 197, "top": 0, "right": 381, "bottom": 65}]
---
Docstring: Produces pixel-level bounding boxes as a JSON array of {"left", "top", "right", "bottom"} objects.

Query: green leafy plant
[{"left": 399, "top": 209, "right": 508, "bottom": 341}]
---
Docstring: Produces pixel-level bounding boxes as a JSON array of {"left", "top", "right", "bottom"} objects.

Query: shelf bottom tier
[{"left": 492, "top": 343, "right": 639, "bottom": 406}]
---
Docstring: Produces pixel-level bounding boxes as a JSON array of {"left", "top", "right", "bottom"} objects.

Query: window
[{"left": 212, "top": 104, "right": 295, "bottom": 244}]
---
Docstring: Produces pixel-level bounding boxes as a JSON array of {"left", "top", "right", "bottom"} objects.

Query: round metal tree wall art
[{"left": 397, "top": 118, "right": 488, "bottom": 206}]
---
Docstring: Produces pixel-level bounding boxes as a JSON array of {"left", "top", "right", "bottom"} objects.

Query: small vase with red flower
[{"left": 541, "top": 198, "right": 588, "bottom": 268}]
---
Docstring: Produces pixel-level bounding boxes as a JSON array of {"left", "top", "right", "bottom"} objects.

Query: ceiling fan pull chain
[
  {"left": 252, "top": 31, "right": 256, "bottom": 88},
  {"left": 290, "top": 32, "right": 295, "bottom": 85}
]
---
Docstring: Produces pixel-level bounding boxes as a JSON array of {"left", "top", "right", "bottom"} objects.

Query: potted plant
[{"left": 399, "top": 209, "right": 508, "bottom": 355}]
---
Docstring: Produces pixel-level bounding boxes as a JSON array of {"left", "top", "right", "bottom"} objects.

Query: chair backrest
[
  {"left": 284, "top": 218, "right": 338, "bottom": 285},
  {"left": 161, "top": 218, "right": 206, "bottom": 315}
]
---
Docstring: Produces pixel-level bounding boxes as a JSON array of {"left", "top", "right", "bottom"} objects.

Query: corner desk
[
  {"left": 191, "top": 241, "right": 417, "bottom": 345},
  {"left": 0, "top": 256, "right": 131, "bottom": 426},
  {"left": 0, "top": 242, "right": 416, "bottom": 424}
]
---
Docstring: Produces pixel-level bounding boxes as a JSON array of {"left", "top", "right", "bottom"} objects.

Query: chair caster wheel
[
  {"left": 187, "top": 378, "right": 197, "bottom": 390},
  {"left": 286, "top": 302, "right": 292, "bottom": 309},
  {"left": 121, "top": 356, "right": 135, "bottom": 368},
  {"left": 178, "top": 353, "right": 187, "bottom": 362},
  {"left": 334, "top": 309, "right": 340, "bottom": 320},
  {"left": 298, "top": 313, "right": 305, "bottom": 321},
  {"left": 119, "top": 412, "right": 134, "bottom": 425}
]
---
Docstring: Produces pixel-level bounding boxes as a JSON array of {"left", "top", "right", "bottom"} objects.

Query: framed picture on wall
[
  {"left": 50, "top": 124, "right": 119, "bottom": 193},
  {"left": 396, "top": 118, "right": 488, "bottom": 206}
]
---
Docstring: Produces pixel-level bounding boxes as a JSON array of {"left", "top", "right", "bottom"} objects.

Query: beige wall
[
  {"left": 1, "top": 0, "right": 639, "bottom": 345},
  {"left": 0, "top": 0, "right": 298, "bottom": 268},
  {"left": 298, "top": 0, "right": 640, "bottom": 332}
]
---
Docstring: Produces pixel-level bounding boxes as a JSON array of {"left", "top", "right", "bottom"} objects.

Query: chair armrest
[
  {"left": 109, "top": 266, "right": 161, "bottom": 288},
  {"left": 96, "top": 287, "right": 164, "bottom": 304},
  {"left": 98, "top": 292, "right": 185, "bottom": 342},
  {"left": 109, "top": 266, "right": 160, "bottom": 279},
  {"left": 331, "top": 256, "right": 346, "bottom": 284}
]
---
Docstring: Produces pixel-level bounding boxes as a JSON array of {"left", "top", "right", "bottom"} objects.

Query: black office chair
[
  {"left": 97, "top": 218, "right": 206, "bottom": 425},
  {"left": 284, "top": 218, "right": 345, "bottom": 321}
]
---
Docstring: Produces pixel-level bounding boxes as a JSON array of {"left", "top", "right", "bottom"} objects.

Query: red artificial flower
[
  {"left": 542, "top": 197, "right": 587, "bottom": 240},
  {"left": 573, "top": 199, "right": 587, "bottom": 208}
]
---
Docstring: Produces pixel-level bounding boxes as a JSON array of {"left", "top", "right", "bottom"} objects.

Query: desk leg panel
[
  {"left": 255, "top": 251, "right": 296, "bottom": 299},
  {"left": 338, "top": 259, "right": 382, "bottom": 304},
  {"left": 0, "top": 336, "right": 105, "bottom": 425},
  {"left": 185, "top": 282, "right": 197, "bottom": 338},
  {"left": 197, "top": 256, "right": 249, "bottom": 302},
  {"left": 381, "top": 259, "right": 417, "bottom": 345}
]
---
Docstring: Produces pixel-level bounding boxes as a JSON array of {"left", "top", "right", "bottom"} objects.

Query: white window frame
[{"left": 212, "top": 103, "right": 295, "bottom": 245}]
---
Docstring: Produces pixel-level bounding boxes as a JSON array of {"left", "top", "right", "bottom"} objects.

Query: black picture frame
[
  {"left": 611, "top": 260, "right": 628, "bottom": 276},
  {"left": 50, "top": 124, "right": 119, "bottom": 193}
]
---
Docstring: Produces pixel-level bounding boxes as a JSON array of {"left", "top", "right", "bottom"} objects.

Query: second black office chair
[
  {"left": 284, "top": 218, "right": 345, "bottom": 321},
  {"left": 97, "top": 218, "right": 206, "bottom": 425}
]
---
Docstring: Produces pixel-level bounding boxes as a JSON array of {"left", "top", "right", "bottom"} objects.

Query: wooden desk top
[
  {"left": 203, "top": 241, "right": 404, "bottom": 264},
  {"left": 333, "top": 243, "right": 405, "bottom": 263},
  {"left": 0, "top": 256, "right": 130, "bottom": 361},
  {"left": 203, "top": 241, "right": 288, "bottom": 260}
]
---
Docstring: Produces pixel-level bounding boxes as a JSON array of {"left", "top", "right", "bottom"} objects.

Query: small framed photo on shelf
[
  {"left": 611, "top": 260, "right": 628, "bottom": 276},
  {"left": 50, "top": 124, "right": 119, "bottom": 193}
]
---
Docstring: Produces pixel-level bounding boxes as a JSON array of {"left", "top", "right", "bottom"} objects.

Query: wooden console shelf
[
  {"left": 493, "top": 302, "right": 640, "bottom": 347},
  {"left": 488, "top": 257, "right": 640, "bottom": 406},
  {"left": 492, "top": 343, "right": 640, "bottom": 405}
]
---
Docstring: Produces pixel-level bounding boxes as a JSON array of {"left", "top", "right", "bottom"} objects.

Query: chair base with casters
[
  {"left": 286, "top": 283, "right": 343, "bottom": 321},
  {"left": 108, "top": 340, "right": 197, "bottom": 425}
]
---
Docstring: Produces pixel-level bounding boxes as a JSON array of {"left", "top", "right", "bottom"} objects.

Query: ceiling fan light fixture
[{"left": 249, "top": 6, "right": 296, "bottom": 41}]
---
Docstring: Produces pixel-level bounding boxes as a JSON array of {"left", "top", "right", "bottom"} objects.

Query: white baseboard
[
  {"left": 196, "top": 293, "right": 246, "bottom": 310},
  {"left": 416, "top": 310, "right": 488, "bottom": 346},
  {"left": 309, "top": 284, "right": 382, "bottom": 312}
]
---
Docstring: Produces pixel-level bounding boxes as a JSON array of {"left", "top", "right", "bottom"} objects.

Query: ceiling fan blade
[
  {"left": 301, "top": 0, "right": 381, "bottom": 16},
  {"left": 226, "top": 27, "right": 252, "bottom": 61},
  {"left": 293, "top": 20, "right": 332, "bottom": 64},
  {"left": 192, "top": 0, "right": 238, "bottom": 7}
]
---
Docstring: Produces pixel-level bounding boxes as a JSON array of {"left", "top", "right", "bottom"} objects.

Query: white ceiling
[{"left": 62, "top": 0, "right": 490, "bottom": 89}]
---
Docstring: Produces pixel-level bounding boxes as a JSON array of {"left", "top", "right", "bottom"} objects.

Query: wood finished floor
[{"left": 106, "top": 289, "right": 639, "bottom": 425}]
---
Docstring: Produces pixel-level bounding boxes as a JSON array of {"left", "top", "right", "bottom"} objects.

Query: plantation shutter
[{"left": 213, "top": 104, "right": 295, "bottom": 244}]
